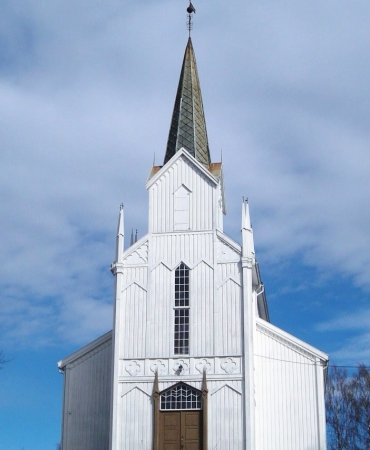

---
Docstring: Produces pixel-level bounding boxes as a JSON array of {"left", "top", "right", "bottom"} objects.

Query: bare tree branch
[{"left": 326, "top": 364, "right": 370, "bottom": 450}]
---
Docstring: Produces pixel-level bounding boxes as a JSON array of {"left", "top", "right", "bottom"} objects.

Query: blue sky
[{"left": 1, "top": 1, "right": 370, "bottom": 448}]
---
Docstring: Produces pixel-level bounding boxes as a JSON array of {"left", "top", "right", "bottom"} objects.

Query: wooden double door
[{"left": 160, "top": 410, "right": 202, "bottom": 450}]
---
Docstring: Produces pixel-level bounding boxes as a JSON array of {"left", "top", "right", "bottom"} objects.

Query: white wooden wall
[
  {"left": 254, "top": 319, "right": 327, "bottom": 450},
  {"left": 151, "top": 233, "right": 214, "bottom": 267},
  {"left": 118, "top": 383, "right": 153, "bottom": 449},
  {"left": 109, "top": 150, "right": 328, "bottom": 450},
  {"left": 112, "top": 152, "right": 251, "bottom": 449},
  {"left": 114, "top": 378, "right": 245, "bottom": 450},
  {"left": 148, "top": 154, "right": 220, "bottom": 233},
  {"left": 117, "top": 234, "right": 244, "bottom": 361},
  {"left": 60, "top": 335, "right": 112, "bottom": 450},
  {"left": 208, "top": 380, "right": 244, "bottom": 450}
]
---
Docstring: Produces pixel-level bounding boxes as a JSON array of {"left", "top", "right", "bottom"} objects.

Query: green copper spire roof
[{"left": 164, "top": 37, "right": 211, "bottom": 167}]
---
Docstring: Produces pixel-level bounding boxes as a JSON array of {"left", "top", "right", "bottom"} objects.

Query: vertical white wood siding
[
  {"left": 151, "top": 233, "right": 213, "bottom": 268},
  {"left": 118, "top": 384, "right": 153, "bottom": 449},
  {"left": 106, "top": 150, "right": 327, "bottom": 450},
  {"left": 208, "top": 381, "right": 244, "bottom": 450},
  {"left": 119, "top": 282, "right": 147, "bottom": 358},
  {"left": 254, "top": 321, "right": 327, "bottom": 450},
  {"left": 149, "top": 156, "right": 215, "bottom": 233},
  {"left": 215, "top": 278, "right": 242, "bottom": 355},
  {"left": 191, "top": 261, "right": 214, "bottom": 356},
  {"left": 61, "top": 337, "right": 112, "bottom": 450},
  {"left": 121, "top": 266, "right": 147, "bottom": 288},
  {"left": 174, "top": 184, "right": 191, "bottom": 230},
  {"left": 147, "top": 262, "right": 172, "bottom": 357}
]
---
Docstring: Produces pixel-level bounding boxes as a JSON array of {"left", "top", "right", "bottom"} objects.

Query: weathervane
[{"left": 186, "top": 2, "right": 196, "bottom": 37}]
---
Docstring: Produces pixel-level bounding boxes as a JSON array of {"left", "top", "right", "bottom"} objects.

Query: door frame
[{"left": 153, "top": 371, "right": 208, "bottom": 450}]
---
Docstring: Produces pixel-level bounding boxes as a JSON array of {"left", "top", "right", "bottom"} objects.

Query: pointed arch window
[
  {"left": 174, "top": 263, "right": 190, "bottom": 354},
  {"left": 160, "top": 382, "right": 202, "bottom": 411}
]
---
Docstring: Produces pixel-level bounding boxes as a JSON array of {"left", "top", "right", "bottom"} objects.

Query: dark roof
[{"left": 164, "top": 38, "right": 211, "bottom": 167}]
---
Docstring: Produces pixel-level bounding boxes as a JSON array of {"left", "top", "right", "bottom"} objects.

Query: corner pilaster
[{"left": 241, "top": 200, "right": 256, "bottom": 450}]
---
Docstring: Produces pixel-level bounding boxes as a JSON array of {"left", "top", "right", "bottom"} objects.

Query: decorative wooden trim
[
  {"left": 145, "top": 147, "right": 219, "bottom": 189},
  {"left": 216, "top": 230, "right": 242, "bottom": 254},
  {"left": 118, "top": 355, "right": 243, "bottom": 379},
  {"left": 210, "top": 382, "right": 243, "bottom": 396},
  {"left": 121, "top": 280, "right": 148, "bottom": 293},
  {"left": 151, "top": 258, "right": 214, "bottom": 272},
  {"left": 216, "top": 276, "right": 242, "bottom": 289},
  {"left": 153, "top": 371, "right": 160, "bottom": 450},
  {"left": 202, "top": 370, "right": 208, "bottom": 450},
  {"left": 256, "top": 319, "right": 328, "bottom": 361},
  {"left": 58, "top": 331, "right": 112, "bottom": 369},
  {"left": 120, "top": 235, "right": 149, "bottom": 261},
  {"left": 121, "top": 385, "right": 151, "bottom": 397}
]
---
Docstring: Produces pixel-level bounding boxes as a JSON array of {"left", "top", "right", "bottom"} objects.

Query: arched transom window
[
  {"left": 174, "top": 263, "right": 190, "bottom": 354},
  {"left": 160, "top": 383, "right": 202, "bottom": 411}
]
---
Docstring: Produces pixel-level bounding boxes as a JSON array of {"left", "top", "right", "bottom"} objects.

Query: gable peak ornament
[{"left": 186, "top": 2, "right": 196, "bottom": 37}]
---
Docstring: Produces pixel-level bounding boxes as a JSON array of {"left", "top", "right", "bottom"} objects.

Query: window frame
[
  {"left": 173, "top": 263, "right": 190, "bottom": 355},
  {"left": 160, "top": 382, "right": 202, "bottom": 411}
]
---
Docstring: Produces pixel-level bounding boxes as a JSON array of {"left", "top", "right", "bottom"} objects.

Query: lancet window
[{"left": 174, "top": 263, "right": 190, "bottom": 354}]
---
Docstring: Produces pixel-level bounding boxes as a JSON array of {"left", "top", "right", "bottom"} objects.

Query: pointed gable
[
  {"left": 147, "top": 148, "right": 218, "bottom": 188},
  {"left": 147, "top": 149, "right": 221, "bottom": 233}
]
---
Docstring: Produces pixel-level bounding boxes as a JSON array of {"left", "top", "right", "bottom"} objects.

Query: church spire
[{"left": 163, "top": 36, "right": 211, "bottom": 167}]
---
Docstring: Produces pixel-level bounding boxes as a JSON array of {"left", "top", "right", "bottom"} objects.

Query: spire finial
[{"left": 187, "top": 2, "right": 196, "bottom": 37}]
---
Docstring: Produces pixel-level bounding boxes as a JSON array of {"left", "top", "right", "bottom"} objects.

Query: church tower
[
  {"left": 58, "top": 6, "right": 328, "bottom": 450},
  {"left": 109, "top": 28, "right": 264, "bottom": 448}
]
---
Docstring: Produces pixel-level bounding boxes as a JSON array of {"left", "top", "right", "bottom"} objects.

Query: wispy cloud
[
  {"left": 318, "top": 310, "right": 370, "bottom": 332},
  {"left": 329, "top": 333, "right": 370, "bottom": 365},
  {"left": 317, "top": 309, "right": 370, "bottom": 363}
]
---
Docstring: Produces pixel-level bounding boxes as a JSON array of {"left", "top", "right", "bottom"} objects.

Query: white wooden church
[{"left": 58, "top": 16, "right": 328, "bottom": 450}]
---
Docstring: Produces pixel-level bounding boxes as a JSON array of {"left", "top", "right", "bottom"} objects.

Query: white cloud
[{"left": 1, "top": 0, "right": 370, "bottom": 354}]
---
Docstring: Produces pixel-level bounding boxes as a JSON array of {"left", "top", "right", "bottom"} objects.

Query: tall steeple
[{"left": 163, "top": 37, "right": 211, "bottom": 167}]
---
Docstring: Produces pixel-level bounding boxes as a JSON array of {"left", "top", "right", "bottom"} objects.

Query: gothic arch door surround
[{"left": 154, "top": 374, "right": 208, "bottom": 450}]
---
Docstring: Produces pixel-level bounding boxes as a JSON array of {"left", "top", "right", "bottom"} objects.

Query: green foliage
[{"left": 326, "top": 364, "right": 370, "bottom": 450}]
